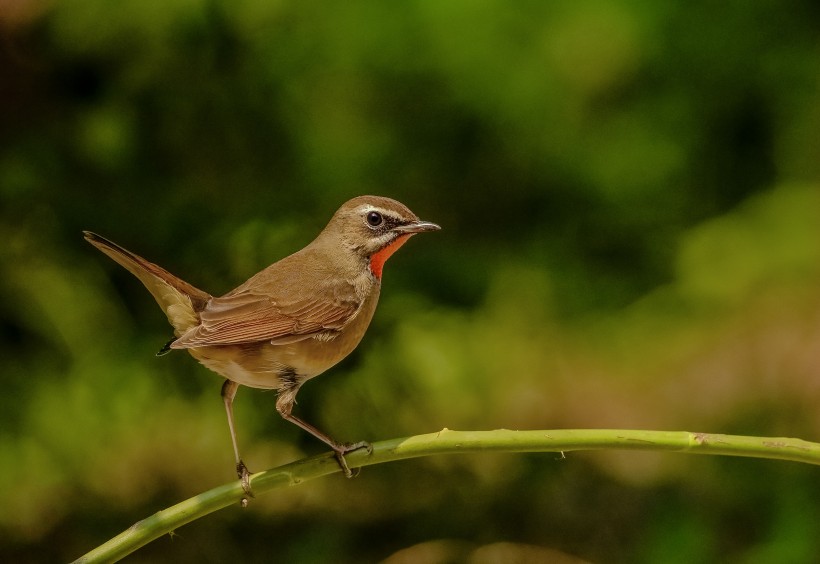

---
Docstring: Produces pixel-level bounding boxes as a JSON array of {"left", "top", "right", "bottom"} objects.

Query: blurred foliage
[{"left": 1, "top": 0, "right": 820, "bottom": 562}]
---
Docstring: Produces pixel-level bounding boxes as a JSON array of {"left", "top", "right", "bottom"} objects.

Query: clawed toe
[
  {"left": 333, "top": 441, "right": 372, "bottom": 478},
  {"left": 237, "top": 460, "right": 254, "bottom": 506},
  {"left": 353, "top": 441, "right": 373, "bottom": 454}
]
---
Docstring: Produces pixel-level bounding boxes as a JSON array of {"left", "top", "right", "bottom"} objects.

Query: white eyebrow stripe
[{"left": 357, "top": 205, "right": 404, "bottom": 221}]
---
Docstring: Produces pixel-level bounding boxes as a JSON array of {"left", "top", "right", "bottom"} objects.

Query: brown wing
[{"left": 170, "top": 289, "right": 360, "bottom": 349}]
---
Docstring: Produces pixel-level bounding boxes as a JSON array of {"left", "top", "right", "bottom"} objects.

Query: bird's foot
[
  {"left": 236, "top": 460, "right": 254, "bottom": 507},
  {"left": 333, "top": 441, "right": 372, "bottom": 478}
]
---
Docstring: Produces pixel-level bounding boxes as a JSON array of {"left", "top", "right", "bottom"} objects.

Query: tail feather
[{"left": 84, "top": 231, "right": 212, "bottom": 336}]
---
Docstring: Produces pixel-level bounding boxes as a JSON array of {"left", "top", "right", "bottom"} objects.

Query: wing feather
[{"left": 171, "top": 290, "right": 359, "bottom": 349}]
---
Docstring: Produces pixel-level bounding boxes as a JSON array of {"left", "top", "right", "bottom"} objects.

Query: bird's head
[{"left": 320, "top": 195, "right": 440, "bottom": 279}]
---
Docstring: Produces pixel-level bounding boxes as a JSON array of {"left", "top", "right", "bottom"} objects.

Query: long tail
[{"left": 84, "top": 231, "right": 212, "bottom": 336}]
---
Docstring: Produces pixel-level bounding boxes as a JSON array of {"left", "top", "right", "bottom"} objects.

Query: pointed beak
[{"left": 393, "top": 220, "right": 441, "bottom": 234}]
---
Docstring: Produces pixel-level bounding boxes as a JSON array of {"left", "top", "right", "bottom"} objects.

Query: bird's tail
[{"left": 84, "top": 231, "right": 212, "bottom": 337}]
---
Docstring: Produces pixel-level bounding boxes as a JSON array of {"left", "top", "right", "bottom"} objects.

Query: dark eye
[{"left": 366, "top": 211, "right": 383, "bottom": 227}]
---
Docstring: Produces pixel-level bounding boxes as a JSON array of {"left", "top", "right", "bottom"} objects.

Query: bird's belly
[{"left": 188, "top": 344, "right": 284, "bottom": 389}]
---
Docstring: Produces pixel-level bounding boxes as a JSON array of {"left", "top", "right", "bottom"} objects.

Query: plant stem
[{"left": 71, "top": 429, "right": 820, "bottom": 563}]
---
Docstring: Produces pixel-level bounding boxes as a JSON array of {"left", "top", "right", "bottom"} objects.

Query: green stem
[{"left": 72, "top": 429, "right": 820, "bottom": 563}]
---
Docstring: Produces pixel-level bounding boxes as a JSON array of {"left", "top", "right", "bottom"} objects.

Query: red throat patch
[{"left": 369, "top": 235, "right": 412, "bottom": 279}]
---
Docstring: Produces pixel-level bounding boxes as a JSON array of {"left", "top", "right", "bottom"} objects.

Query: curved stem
[{"left": 71, "top": 428, "right": 820, "bottom": 563}]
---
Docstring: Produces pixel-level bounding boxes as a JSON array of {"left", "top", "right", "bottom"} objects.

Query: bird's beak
[{"left": 393, "top": 220, "right": 441, "bottom": 234}]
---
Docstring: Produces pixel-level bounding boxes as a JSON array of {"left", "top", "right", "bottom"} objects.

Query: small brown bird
[{"left": 84, "top": 196, "right": 439, "bottom": 494}]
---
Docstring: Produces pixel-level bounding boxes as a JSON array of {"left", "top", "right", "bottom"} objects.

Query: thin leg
[
  {"left": 221, "top": 379, "right": 253, "bottom": 502},
  {"left": 275, "top": 391, "right": 371, "bottom": 478}
]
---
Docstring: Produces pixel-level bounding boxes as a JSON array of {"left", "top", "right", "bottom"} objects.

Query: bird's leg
[
  {"left": 275, "top": 392, "right": 371, "bottom": 478},
  {"left": 221, "top": 380, "right": 253, "bottom": 503},
  {"left": 283, "top": 412, "right": 372, "bottom": 477}
]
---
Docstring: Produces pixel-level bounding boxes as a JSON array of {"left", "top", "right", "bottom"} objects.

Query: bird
[{"left": 84, "top": 195, "right": 440, "bottom": 498}]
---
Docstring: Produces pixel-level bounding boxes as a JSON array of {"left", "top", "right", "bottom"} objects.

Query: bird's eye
[{"left": 366, "top": 211, "right": 383, "bottom": 227}]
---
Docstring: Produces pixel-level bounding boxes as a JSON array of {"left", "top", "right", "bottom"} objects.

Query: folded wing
[{"left": 171, "top": 290, "right": 359, "bottom": 348}]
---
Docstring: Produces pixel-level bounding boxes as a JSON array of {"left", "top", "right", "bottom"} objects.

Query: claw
[
  {"left": 237, "top": 460, "right": 254, "bottom": 506},
  {"left": 334, "top": 451, "right": 354, "bottom": 478},
  {"left": 333, "top": 441, "right": 372, "bottom": 478}
]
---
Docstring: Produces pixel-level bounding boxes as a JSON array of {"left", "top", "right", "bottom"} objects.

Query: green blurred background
[{"left": 2, "top": 1, "right": 820, "bottom": 562}]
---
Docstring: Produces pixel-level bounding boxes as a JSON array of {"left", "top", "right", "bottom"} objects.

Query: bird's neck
[{"left": 369, "top": 234, "right": 412, "bottom": 279}]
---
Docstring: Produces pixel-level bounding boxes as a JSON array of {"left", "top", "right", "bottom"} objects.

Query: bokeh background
[{"left": 2, "top": 1, "right": 820, "bottom": 562}]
